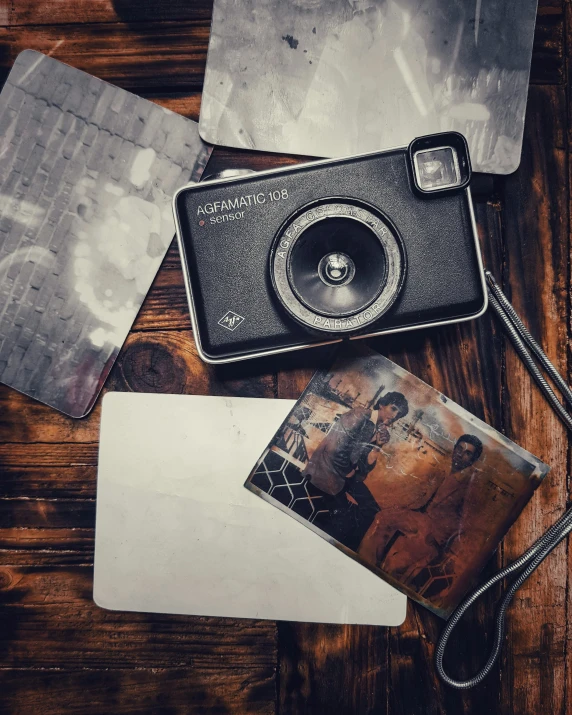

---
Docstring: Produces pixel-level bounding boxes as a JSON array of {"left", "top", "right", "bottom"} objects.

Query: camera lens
[
  {"left": 287, "top": 215, "right": 388, "bottom": 317},
  {"left": 318, "top": 252, "right": 355, "bottom": 287},
  {"left": 271, "top": 200, "right": 405, "bottom": 334}
]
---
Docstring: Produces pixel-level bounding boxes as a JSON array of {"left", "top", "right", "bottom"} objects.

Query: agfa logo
[{"left": 218, "top": 310, "right": 245, "bottom": 331}]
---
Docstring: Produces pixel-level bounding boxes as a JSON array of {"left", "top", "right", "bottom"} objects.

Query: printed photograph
[
  {"left": 0, "top": 52, "right": 211, "bottom": 417},
  {"left": 200, "top": 0, "right": 537, "bottom": 174},
  {"left": 245, "top": 347, "right": 549, "bottom": 616}
]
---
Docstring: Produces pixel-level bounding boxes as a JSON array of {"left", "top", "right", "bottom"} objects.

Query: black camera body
[{"left": 174, "top": 133, "right": 487, "bottom": 364}]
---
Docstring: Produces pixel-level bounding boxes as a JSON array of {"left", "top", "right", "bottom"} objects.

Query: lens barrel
[{"left": 271, "top": 200, "right": 405, "bottom": 334}]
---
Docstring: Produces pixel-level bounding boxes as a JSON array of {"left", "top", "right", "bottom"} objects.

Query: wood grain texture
[
  {"left": 0, "top": 567, "right": 276, "bottom": 669},
  {"left": 533, "top": 0, "right": 566, "bottom": 84},
  {"left": 498, "top": 83, "right": 569, "bottom": 715},
  {"left": 0, "top": 467, "right": 96, "bottom": 498},
  {"left": 149, "top": 92, "right": 203, "bottom": 122},
  {"left": 5, "top": 0, "right": 214, "bottom": 26},
  {"left": 0, "top": 443, "right": 98, "bottom": 466},
  {"left": 0, "top": 22, "right": 211, "bottom": 91},
  {"left": 0, "top": 386, "right": 102, "bottom": 443},
  {"left": 277, "top": 622, "right": 390, "bottom": 715},
  {"left": 0, "top": 667, "right": 275, "bottom": 715},
  {"left": 131, "top": 249, "right": 192, "bottom": 332},
  {"left": 0, "top": 527, "right": 94, "bottom": 565},
  {"left": 1, "top": 1, "right": 571, "bottom": 714},
  {"left": 566, "top": 8, "right": 572, "bottom": 713}
]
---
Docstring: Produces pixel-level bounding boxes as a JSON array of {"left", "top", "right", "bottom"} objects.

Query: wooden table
[{"left": 0, "top": 2, "right": 569, "bottom": 713}]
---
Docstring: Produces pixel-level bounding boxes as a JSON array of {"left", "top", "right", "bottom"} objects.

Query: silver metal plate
[
  {"left": 0, "top": 51, "right": 212, "bottom": 416},
  {"left": 200, "top": 0, "right": 538, "bottom": 175}
]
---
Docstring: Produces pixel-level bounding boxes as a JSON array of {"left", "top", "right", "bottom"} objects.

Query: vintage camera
[{"left": 173, "top": 133, "right": 487, "bottom": 364}]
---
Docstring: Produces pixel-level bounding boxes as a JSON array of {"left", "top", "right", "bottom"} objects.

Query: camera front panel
[{"left": 174, "top": 143, "right": 486, "bottom": 363}]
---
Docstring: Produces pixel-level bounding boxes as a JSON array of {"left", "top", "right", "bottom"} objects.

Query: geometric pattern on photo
[
  {"left": 250, "top": 447, "right": 330, "bottom": 524},
  {"left": 411, "top": 555, "right": 457, "bottom": 600},
  {"left": 309, "top": 421, "right": 331, "bottom": 433}
]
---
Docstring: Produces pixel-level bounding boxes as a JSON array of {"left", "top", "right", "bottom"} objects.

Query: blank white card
[{"left": 94, "top": 393, "right": 406, "bottom": 625}]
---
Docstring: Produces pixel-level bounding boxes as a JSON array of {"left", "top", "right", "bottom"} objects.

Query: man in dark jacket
[{"left": 303, "top": 391, "right": 409, "bottom": 550}]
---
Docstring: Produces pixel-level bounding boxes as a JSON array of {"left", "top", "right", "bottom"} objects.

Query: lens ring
[{"left": 271, "top": 200, "right": 405, "bottom": 334}]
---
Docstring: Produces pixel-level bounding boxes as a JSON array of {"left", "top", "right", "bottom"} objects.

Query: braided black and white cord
[{"left": 435, "top": 271, "right": 572, "bottom": 689}]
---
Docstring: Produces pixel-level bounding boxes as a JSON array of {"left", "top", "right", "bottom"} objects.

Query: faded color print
[{"left": 245, "top": 347, "right": 549, "bottom": 617}]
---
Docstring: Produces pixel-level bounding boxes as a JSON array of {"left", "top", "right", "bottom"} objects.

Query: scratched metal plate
[
  {"left": 200, "top": 0, "right": 537, "bottom": 174},
  {"left": 0, "top": 51, "right": 212, "bottom": 417}
]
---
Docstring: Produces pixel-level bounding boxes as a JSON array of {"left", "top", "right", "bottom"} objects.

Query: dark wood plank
[
  {"left": 0, "top": 527, "right": 94, "bottom": 565},
  {"left": 0, "top": 21, "right": 211, "bottom": 91},
  {"left": 0, "top": 566, "right": 276, "bottom": 669},
  {"left": 532, "top": 0, "right": 565, "bottom": 84},
  {"left": 387, "top": 609, "right": 449, "bottom": 715},
  {"left": 277, "top": 622, "right": 389, "bottom": 715},
  {"left": 0, "top": 443, "right": 98, "bottom": 466},
  {"left": 5, "top": 0, "right": 214, "bottom": 26},
  {"left": 0, "top": 667, "right": 275, "bottom": 715},
  {"left": 149, "top": 92, "right": 203, "bottom": 122},
  {"left": 203, "top": 147, "right": 305, "bottom": 178},
  {"left": 0, "top": 498, "right": 94, "bottom": 529},
  {"left": 0, "top": 466, "right": 96, "bottom": 499},
  {"left": 132, "top": 260, "right": 191, "bottom": 332},
  {"left": 566, "top": 7, "right": 572, "bottom": 709},
  {"left": 496, "top": 83, "right": 569, "bottom": 715},
  {"left": 0, "top": 385, "right": 101, "bottom": 443},
  {"left": 110, "top": 329, "right": 276, "bottom": 399}
]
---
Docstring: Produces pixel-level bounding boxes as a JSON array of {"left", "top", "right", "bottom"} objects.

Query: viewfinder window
[{"left": 413, "top": 146, "right": 461, "bottom": 192}]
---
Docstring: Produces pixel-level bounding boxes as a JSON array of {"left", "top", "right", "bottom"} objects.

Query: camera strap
[{"left": 435, "top": 271, "right": 572, "bottom": 689}]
